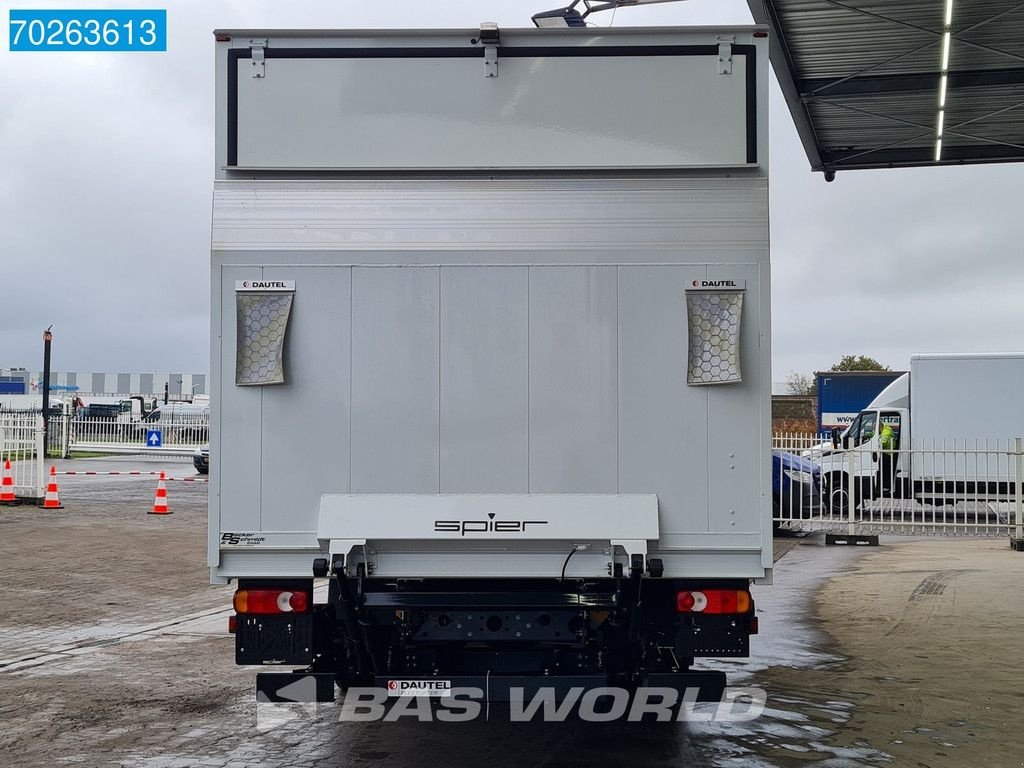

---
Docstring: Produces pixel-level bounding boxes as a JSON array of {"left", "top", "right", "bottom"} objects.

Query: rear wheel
[{"left": 827, "top": 474, "right": 850, "bottom": 515}]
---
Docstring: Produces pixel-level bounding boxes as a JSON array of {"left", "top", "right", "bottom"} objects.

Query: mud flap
[
  {"left": 256, "top": 672, "right": 336, "bottom": 702},
  {"left": 236, "top": 613, "right": 314, "bottom": 666}
]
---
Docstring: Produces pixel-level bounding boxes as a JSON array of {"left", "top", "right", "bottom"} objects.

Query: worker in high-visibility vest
[{"left": 878, "top": 420, "right": 897, "bottom": 496}]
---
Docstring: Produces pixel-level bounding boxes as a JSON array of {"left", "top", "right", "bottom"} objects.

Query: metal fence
[
  {"left": 772, "top": 432, "right": 1024, "bottom": 540},
  {"left": 0, "top": 413, "right": 45, "bottom": 501},
  {"left": 47, "top": 415, "right": 209, "bottom": 457},
  {"left": 772, "top": 432, "right": 829, "bottom": 454}
]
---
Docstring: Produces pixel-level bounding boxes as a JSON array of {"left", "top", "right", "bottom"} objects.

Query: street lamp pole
[{"left": 42, "top": 327, "right": 53, "bottom": 455}]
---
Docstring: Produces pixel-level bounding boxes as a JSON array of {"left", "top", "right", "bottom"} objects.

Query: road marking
[
  {"left": 57, "top": 471, "right": 208, "bottom": 483},
  {"left": 0, "top": 584, "right": 328, "bottom": 672},
  {"left": 0, "top": 605, "right": 232, "bottom": 672}
]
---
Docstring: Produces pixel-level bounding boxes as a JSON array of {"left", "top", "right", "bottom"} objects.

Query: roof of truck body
[{"left": 213, "top": 25, "right": 763, "bottom": 37}]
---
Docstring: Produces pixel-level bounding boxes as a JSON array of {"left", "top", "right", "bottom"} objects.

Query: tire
[{"left": 826, "top": 474, "right": 851, "bottom": 515}]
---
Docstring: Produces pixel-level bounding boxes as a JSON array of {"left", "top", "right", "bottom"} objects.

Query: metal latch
[
  {"left": 480, "top": 22, "right": 499, "bottom": 78},
  {"left": 717, "top": 35, "right": 734, "bottom": 75},
  {"left": 250, "top": 38, "right": 267, "bottom": 78}
]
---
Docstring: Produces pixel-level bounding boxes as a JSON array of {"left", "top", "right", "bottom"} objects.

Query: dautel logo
[
  {"left": 244, "top": 280, "right": 288, "bottom": 289},
  {"left": 691, "top": 279, "right": 739, "bottom": 288},
  {"left": 434, "top": 513, "right": 549, "bottom": 536}
]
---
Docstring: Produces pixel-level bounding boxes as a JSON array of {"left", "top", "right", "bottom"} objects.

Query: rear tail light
[
  {"left": 676, "top": 589, "right": 751, "bottom": 614},
  {"left": 233, "top": 588, "right": 310, "bottom": 615}
]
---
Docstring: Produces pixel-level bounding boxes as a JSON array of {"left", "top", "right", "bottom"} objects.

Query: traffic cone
[
  {"left": 0, "top": 460, "right": 15, "bottom": 504},
  {"left": 149, "top": 471, "right": 170, "bottom": 515},
  {"left": 42, "top": 466, "right": 63, "bottom": 509}
]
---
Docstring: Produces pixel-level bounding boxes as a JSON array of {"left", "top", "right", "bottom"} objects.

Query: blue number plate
[{"left": 9, "top": 9, "right": 167, "bottom": 52}]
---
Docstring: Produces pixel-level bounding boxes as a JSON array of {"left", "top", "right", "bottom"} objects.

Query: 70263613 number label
[{"left": 9, "top": 10, "right": 166, "bottom": 52}]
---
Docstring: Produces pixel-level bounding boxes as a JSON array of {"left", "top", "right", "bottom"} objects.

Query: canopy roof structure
[{"left": 747, "top": 0, "right": 1024, "bottom": 177}]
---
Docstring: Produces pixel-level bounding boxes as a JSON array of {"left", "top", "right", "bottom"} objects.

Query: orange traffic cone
[
  {"left": 0, "top": 460, "right": 15, "bottom": 504},
  {"left": 42, "top": 466, "right": 63, "bottom": 509},
  {"left": 149, "top": 471, "right": 170, "bottom": 515}
]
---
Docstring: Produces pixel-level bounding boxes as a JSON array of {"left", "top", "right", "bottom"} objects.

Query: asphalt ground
[{"left": 1, "top": 457, "right": 1022, "bottom": 767}]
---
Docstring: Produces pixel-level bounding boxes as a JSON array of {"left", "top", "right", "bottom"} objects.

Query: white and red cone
[
  {"left": 42, "top": 466, "right": 63, "bottom": 509},
  {"left": 149, "top": 471, "right": 170, "bottom": 515},
  {"left": 0, "top": 459, "right": 15, "bottom": 504}
]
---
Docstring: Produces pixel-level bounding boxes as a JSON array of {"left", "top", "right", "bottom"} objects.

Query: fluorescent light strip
[{"left": 935, "top": 0, "right": 954, "bottom": 162}]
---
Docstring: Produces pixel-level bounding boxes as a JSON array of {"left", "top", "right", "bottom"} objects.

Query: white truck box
[
  {"left": 210, "top": 25, "right": 770, "bottom": 701},
  {"left": 910, "top": 353, "right": 1024, "bottom": 444}
]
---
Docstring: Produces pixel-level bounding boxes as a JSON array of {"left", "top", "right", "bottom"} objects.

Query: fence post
[
  {"left": 34, "top": 414, "right": 45, "bottom": 501},
  {"left": 61, "top": 414, "right": 71, "bottom": 459},
  {"left": 1015, "top": 437, "right": 1023, "bottom": 545},
  {"left": 847, "top": 453, "right": 857, "bottom": 536}
]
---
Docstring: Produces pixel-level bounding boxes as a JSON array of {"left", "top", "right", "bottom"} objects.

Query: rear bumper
[{"left": 255, "top": 670, "right": 727, "bottom": 705}]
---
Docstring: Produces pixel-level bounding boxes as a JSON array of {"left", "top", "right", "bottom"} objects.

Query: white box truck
[
  {"left": 815, "top": 353, "right": 1024, "bottom": 511},
  {"left": 210, "top": 25, "right": 771, "bottom": 705}
]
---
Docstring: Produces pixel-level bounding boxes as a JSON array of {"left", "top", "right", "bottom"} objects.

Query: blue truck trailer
[{"left": 816, "top": 371, "right": 904, "bottom": 433}]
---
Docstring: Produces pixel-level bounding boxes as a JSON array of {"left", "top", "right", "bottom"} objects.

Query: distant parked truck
[
  {"left": 814, "top": 353, "right": 1024, "bottom": 511},
  {"left": 76, "top": 396, "right": 156, "bottom": 423},
  {"left": 0, "top": 395, "right": 64, "bottom": 415},
  {"left": 816, "top": 370, "right": 904, "bottom": 433}
]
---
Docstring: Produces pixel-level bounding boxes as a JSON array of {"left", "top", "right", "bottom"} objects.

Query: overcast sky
[{"left": 2, "top": 0, "right": 1021, "bottom": 383}]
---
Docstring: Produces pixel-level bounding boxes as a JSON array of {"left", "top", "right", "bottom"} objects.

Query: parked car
[
  {"left": 772, "top": 449, "right": 822, "bottom": 521},
  {"left": 193, "top": 444, "right": 209, "bottom": 475}
]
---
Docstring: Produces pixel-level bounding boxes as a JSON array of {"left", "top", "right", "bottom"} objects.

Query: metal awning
[{"left": 747, "top": 0, "right": 1024, "bottom": 177}]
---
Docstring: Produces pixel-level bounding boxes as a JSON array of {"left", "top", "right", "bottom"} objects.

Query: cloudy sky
[{"left": 1, "top": 0, "right": 1021, "bottom": 384}]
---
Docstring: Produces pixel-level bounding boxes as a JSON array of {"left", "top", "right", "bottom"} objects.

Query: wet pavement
[{"left": 3, "top": 457, "right": 1021, "bottom": 766}]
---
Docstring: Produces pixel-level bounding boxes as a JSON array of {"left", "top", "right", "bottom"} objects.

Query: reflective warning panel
[
  {"left": 685, "top": 281, "right": 745, "bottom": 386},
  {"left": 235, "top": 283, "right": 294, "bottom": 386}
]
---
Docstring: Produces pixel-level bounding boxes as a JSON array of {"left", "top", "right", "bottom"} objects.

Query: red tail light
[
  {"left": 676, "top": 589, "right": 751, "bottom": 614},
  {"left": 233, "top": 589, "right": 310, "bottom": 615}
]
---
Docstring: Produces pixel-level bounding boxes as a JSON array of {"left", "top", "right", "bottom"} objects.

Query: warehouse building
[{"left": 15, "top": 371, "right": 208, "bottom": 398}]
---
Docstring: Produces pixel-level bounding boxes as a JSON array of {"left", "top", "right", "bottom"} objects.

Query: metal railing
[
  {"left": 772, "top": 433, "right": 1024, "bottom": 539},
  {"left": 47, "top": 415, "right": 209, "bottom": 457},
  {"left": 772, "top": 432, "right": 829, "bottom": 454},
  {"left": 0, "top": 413, "right": 45, "bottom": 501}
]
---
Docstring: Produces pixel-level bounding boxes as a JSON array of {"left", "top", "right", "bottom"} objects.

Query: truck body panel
[
  {"left": 222, "top": 28, "right": 757, "bottom": 171},
  {"left": 211, "top": 179, "right": 772, "bottom": 581}
]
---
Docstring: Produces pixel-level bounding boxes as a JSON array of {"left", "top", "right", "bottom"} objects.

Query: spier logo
[
  {"left": 434, "top": 516, "right": 549, "bottom": 536},
  {"left": 692, "top": 279, "right": 738, "bottom": 288}
]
